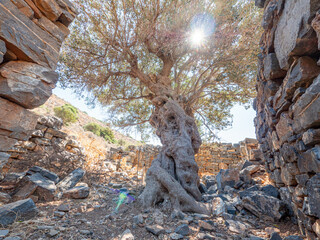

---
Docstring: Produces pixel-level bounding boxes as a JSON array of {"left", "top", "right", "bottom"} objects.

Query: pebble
[
  {"left": 57, "top": 204, "right": 70, "bottom": 212},
  {"left": 185, "top": 216, "right": 194, "bottom": 223},
  {"left": 170, "top": 210, "right": 186, "bottom": 220},
  {"left": 225, "top": 220, "right": 248, "bottom": 234},
  {"left": 47, "top": 229, "right": 59, "bottom": 237},
  {"left": 79, "top": 230, "right": 93, "bottom": 235},
  {"left": 283, "top": 236, "right": 304, "bottom": 240},
  {"left": 170, "top": 233, "right": 184, "bottom": 239},
  {"left": 146, "top": 225, "right": 166, "bottom": 236},
  {"left": 175, "top": 224, "right": 190, "bottom": 236},
  {"left": 37, "top": 225, "right": 54, "bottom": 230},
  {"left": 197, "top": 233, "right": 215, "bottom": 240},
  {"left": 120, "top": 229, "right": 134, "bottom": 240},
  {"left": 270, "top": 232, "right": 282, "bottom": 240},
  {"left": 0, "top": 230, "right": 9, "bottom": 237},
  {"left": 193, "top": 213, "right": 210, "bottom": 220},
  {"left": 4, "top": 237, "right": 22, "bottom": 240},
  {"left": 133, "top": 214, "right": 144, "bottom": 225},
  {"left": 54, "top": 211, "right": 65, "bottom": 218},
  {"left": 265, "top": 227, "right": 280, "bottom": 236},
  {"left": 245, "top": 236, "right": 264, "bottom": 240},
  {"left": 198, "top": 220, "right": 214, "bottom": 231}
]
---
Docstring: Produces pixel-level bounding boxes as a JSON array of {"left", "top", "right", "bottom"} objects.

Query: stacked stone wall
[
  {"left": 109, "top": 138, "right": 260, "bottom": 177},
  {"left": 0, "top": 0, "right": 77, "bottom": 174},
  {"left": 255, "top": 0, "right": 320, "bottom": 238},
  {"left": 3, "top": 116, "right": 84, "bottom": 178}
]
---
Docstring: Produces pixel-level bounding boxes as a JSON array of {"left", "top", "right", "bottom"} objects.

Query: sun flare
[{"left": 190, "top": 29, "right": 205, "bottom": 46}]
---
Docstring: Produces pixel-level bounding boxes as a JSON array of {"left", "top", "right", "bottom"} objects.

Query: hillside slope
[{"left": 32, "top": 94, "right": 141, "bottom": 148}]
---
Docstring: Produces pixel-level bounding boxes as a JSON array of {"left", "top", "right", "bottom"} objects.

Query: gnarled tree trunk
[{"left": 139, "top": 96, "right": 209, "bottom": 214}]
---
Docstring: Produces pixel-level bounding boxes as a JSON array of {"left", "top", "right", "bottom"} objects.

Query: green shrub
[
  {"left": 83, "top": 122, "right": 116, "bottom": 143},
  {"left": 54, "top": 104, "right": 78, "bottom": 125},
  {"left": 83, "top": 122, "right": 102, "bottom": 136},
  {"left": 100, "top": 127, "right": 116, "bottom": 143},
  {"left": 117, "top": 139, "right": 126, "bottom": 146}
]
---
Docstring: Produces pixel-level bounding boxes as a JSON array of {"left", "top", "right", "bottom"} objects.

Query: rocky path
[
  {"left": 1, "top": 184, "right": 300, "bottom": 240},
  {"left": 0, "top": 164, "right": 303, "bottom": 240}
]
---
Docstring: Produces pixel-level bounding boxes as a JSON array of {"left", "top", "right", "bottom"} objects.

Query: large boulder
[
  {"left": 299, "top": 146, "right": 320, "bottom": 174},
  {"left": 274, "top": 0, "right": 320, "bottom": 69},
  {"left": 304, "top": 174, "right": 320, "bottom": 218},
  {"left": 0, "top": 61, "right": 58, "bottom": 109},
  {"left": 0, "top": 0, "right": 60, "bottom": 68},
  {"left": 13, "top": 173, "right": 56, "bottom": 201},
  {"left": 211, "top": 196, "right": 226, "bottom": 216},
  {"left": 62, "top": 184, "right": 90, "bottom": 199},
  {"left": 263, "top": 53, "right": 287, "bottom": 80},
  {"left": 0, "top": 198, "right": 38, "bottom": 227},
  {"left": 57, "top": 168, "right": 85, "bottom": 191},
  {"left": 241, "top": 191, "right": 287, "bottom": 221},
  {"left": 0, "top": 97, "right": 38, "bottom": 145},
  {"left": 216, "top": 169, "right": 239, "bottom": 190},
  {"left": 0, "top": 172, "right": 26, "bottom": 188},
  {"left": 27, "top": 166, "right": 59, "bottom": 184},
  {"left": 293, "top": 76, "right": 320, "bottom": 132}
]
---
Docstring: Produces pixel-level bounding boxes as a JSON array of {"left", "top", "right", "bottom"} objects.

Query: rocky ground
[{"left": 0, "top": 159, "right": 304, "bottom": 240}]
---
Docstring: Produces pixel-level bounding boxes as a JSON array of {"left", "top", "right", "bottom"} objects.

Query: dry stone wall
[
  {"left": 3, "top": 116, "right": 85, "bottom": 178},
  {"left": 109, "top": 138, "right": 260, "bottom": 177},
  {"left": 0, "top": 0, "right": 77, "bottom": 174},
  {"left": 255, "top": 0, "right": 320, "bottom": 238}
]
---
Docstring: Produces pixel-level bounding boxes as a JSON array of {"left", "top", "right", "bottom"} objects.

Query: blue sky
[{"left": 53, "top": 87, "right": 256, "bottom": 144}]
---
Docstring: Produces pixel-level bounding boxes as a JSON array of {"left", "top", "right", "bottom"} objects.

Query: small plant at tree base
[
  {"left": 84, "top": 122, "right": 116, "bottom": 143},
  {"left": 54, "top": 104, "right": 78, "bottom": 125}
]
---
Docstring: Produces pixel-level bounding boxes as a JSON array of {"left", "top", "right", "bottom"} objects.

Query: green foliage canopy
[{"left": 59, "top": 0, "right": 262, "bottom": 141}]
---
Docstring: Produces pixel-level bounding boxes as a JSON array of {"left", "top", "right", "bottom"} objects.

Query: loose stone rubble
[{"left": 0, "top": 149, "right": 303, "bottom": 240}]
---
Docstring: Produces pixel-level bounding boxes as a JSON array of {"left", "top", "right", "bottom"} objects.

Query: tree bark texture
[{"left": 139, "top": 96, "right": 209, "bottom": 214}]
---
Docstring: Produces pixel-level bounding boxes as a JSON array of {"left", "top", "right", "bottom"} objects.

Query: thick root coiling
[
  {"left": 139, "top": 96, "right": 208, "bottom": 214},
  {"left": 139, "top": 160, "right": 209, "bottom": 214}
]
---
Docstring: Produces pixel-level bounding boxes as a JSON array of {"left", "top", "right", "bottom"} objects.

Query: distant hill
[{"left": 32, "top": 94, "right": 141, "bottom": 148}]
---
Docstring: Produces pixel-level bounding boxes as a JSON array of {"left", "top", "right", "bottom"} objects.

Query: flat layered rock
[
  {"left": 0, "top": 192, "right": 11, "bottom": 204},
  {"left": 27, "top": 166, "right": 59, "bottom": 184},
  {"left": 0, "top": 0, "right": 61, "bottom": 68},
  {"left": 216, "top": 169, "right": 239, "bottom": 190},
  {"left": 0, "top": 39, "right": 6, "bottom": 64},
  {"left": 0, "top": 152, "right": 10, "bottom": 169},
  {"left": 304, "top": 174, "right": 320, "bottom": 218},
  {"left": 57, "top": 168, "right": 85, "bottom": 191},
  {"left": 0, "top": 198, "right": 37, "bottom": 227},
  {"left": 14, "top": 173, "right": 56, "bottom": 201},
  {"left": 274, "top": 0, "right": 320, "bottom": 69},
  {"left": 0, "top": 97, "right": 38, "bottom": 142},
  {"left": 293, "top": 76, "right": 320, "bottom": 132},
  {"left": 145, "top": 225, "right": 165, "bottom": 236},
  {"left": 0, "top": 61, "right": 58, "bottom": 109},
  {"left": 241, "top": 191, "right": 287, "bottom": 221},
  {"left": 62, "top": 185, "right": 90, "bottom": 199}
]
